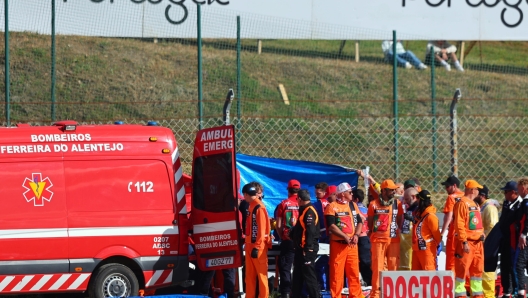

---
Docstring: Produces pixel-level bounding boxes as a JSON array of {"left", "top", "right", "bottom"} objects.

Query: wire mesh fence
[{"left": 1, "top": 3, "right": 528, "bottom": 203}]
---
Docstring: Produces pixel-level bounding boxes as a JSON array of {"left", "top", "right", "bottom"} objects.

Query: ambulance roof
[{"left": 0, "top": 121, "right": 177, "bottom": 158}]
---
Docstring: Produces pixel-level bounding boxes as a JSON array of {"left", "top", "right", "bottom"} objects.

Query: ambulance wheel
[{"left": 89, "top": 263, "right": 139, "bottom": 298}]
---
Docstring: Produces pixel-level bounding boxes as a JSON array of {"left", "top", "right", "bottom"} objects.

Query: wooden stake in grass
[
  {"left": 278, "top": 84, "right": 290, "bottom": 105},
  {"left": 460, "top": 41, "right": 465, "bottom": 67},
  {"left": 355, "top": 41, "right": 359, "bottom": 62}
]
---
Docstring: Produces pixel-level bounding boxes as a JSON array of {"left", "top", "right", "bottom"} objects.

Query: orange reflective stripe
[{"left": 299, "top": 206, "right": 318, "bottom": 248}]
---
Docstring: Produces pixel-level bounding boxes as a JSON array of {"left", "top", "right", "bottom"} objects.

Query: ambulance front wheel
[{"left": 89, "top": 263, "right": 139, "bottom": 298}]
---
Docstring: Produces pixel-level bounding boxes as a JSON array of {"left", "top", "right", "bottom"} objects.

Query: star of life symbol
[{"left": 22, "top": 173, "right": 54, "bottom": 206}]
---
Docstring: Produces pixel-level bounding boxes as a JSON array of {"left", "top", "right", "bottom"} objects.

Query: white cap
[{"left": 337, "top": 182, "right": 354, "bottom": 194}]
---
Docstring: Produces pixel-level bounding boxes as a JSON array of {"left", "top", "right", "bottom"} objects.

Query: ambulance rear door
[{"left": 190, "top": 125, "right": 242, "bottom": 271}]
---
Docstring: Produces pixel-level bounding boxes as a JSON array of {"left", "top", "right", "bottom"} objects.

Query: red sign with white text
[
  {"left": 191, "top": 125, "right": 242, "bottom": 271},
  {"left": 381, "top": 270, "right": 454, "bottom": 298}
]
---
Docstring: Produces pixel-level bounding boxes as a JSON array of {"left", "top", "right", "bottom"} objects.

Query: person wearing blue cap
[{"left": 498, "top": 181, "right": 522, "bottom": 298}]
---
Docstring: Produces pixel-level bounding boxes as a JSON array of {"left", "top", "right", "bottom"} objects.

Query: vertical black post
[
  {"left": 392, "top": 30, "right": 399, "bottom": 181},
  {"left": 197, "top": 4, "right": 203, "bottom": 130},
  {"left": 4, "top": 0, "right": 10, "bottom": 126},
  {"left": 51, "top": 0, "right": 56, "bottom": 121},
  {"left": 236, "top": 16, "right": 241, "bottom": 151},
  {"left": 450, "top": 89, "right": 461, "bottom": 177},
  {"left": 431, "top": 50, "right": 437, "bottom": 191}
]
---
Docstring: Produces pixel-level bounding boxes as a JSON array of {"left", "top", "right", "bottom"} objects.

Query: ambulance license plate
[{"left": 206, "top": 257, "right": 234, "bottom": 267}]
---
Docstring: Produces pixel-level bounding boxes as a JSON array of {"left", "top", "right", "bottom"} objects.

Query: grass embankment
[
  {"left": 1, "top": 33, "right": 528, "bottom": 122},
  {"left": 2, "top": 34, "right": 528, "bottom": 207}
]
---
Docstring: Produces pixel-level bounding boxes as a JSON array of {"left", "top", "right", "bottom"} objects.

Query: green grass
[
  {"left": 1, "top": 33, "right": 527, "bottom": 122},
  {"left": 2, "top": 33, "right": 528, "bottom": 206}
]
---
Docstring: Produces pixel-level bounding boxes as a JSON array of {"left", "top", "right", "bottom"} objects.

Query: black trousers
[
  {"left": 358, "top": 236, "right": 373, "bottom": 287},
  {"left": 500, "top": 241, "right": 518, "bottom": 295},
  {"left": 222, "top": 268, "right": 236, "bottom": 298},
  {"left": 515, "top": 244, "right": 528, "bottom": 294},
  {"left": 292, "top": 250, "right": 319, "bottom": 298},
  {"left": 314, "top": 254, "right": 329, "bottom": 291},
  {"left": 279, "top": 240, "right": 295, "bottom": 295},
  {"left": 197, "top": 268, "right": 236, "bottom": 298}
]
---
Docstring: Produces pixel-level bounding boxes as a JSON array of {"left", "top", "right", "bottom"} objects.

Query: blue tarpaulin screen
[{"left": 236, "top": 153, "right": 359, "bottom": 216}]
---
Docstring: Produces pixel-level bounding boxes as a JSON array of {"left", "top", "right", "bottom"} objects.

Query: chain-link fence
[
  {"left": 1, "top": 3, "right": 528, "bottom": 203},
  {"left": 138, "top": 111, "right": 528, "bottom": 206}
]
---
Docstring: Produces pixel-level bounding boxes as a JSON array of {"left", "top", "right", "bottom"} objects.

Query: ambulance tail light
[
  {"left": 149, "top": 137, "right": 158, "bottom": 142},
  {"left": 162, "top": 149, "right": 170, "bottom": 154}
]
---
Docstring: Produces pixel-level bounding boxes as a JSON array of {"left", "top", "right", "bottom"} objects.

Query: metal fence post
[
  {"left": 450, "top": 89, "right": 461, "bottom": 177},
  {"left": 51, "top": 0, "right": 56, "bottom": 122},
  {"left": 431, "top": 49, "right": 437, "bottom": 191},
  {"left": 236, "top": 15, "right": 241, "bottom": 152},
  {"left": 197, "top": 4, "right": 203, "bottom": 130},
  {"left": 4, "top": 0, "right": 10, "bottom": 126},
  {"left": 392, "top": 30, "right": 399, "bottom": 181}
]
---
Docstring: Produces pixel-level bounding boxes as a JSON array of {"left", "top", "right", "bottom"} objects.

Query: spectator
[
  {"left": 381, "top": 40, "right": 428, "bottom": 70},
  {"left": 426, "top": 40, "right": 464, "bottom": 72}
]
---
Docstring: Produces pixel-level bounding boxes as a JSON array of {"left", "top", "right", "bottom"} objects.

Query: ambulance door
[
  {"left": 65, "top": 159, "right": 177, "bottom": 260},
  {"left": 191, "top": 125, "right": 242, "bottom": 271},
  {"left": 0, "top": 160, "right": 68, "bottom": 273}
]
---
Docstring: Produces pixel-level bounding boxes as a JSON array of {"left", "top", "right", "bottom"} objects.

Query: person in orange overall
[
  {"left": 411, "top": 189, "right": 442, "bottom": 270},
  {"left": 474, "top": 185, "right": 499, "bottom": 298},
  {"left": 242, "top": 183, "right": 271, "bottom": 298},
  {"left": 453, "top": 180, "right": 485, "bottom": 298},
  {"left": 324, "top": 182, "right": 363, "bottom": 298},
  {"left": 367, "top": 179, "right": 403, "bottom": 298},
  {"left": 440, "top": 175, "right": 464, "bottom": 272}
]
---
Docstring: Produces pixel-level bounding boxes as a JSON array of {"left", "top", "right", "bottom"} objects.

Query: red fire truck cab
[{"left": 0, "top": 121, "right": 193, "bottom": 297}]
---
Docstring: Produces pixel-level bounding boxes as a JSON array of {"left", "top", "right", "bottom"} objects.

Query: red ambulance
[{"left": 0, "top": 120, "right": 241, "bottom": 298}]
